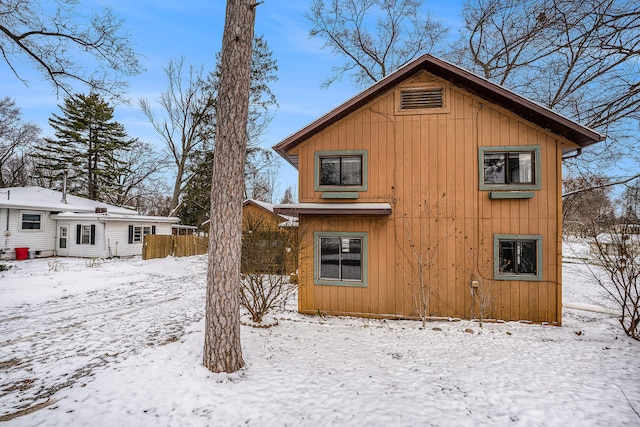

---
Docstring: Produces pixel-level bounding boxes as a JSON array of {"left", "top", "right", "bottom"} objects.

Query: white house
[{"left": 0, "top": 187, "right": 179, "bottom": 259}]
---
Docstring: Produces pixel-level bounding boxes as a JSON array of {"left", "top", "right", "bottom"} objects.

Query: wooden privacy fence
[{"left": 143, "top": 235, "right": 209, "bottom": 260}]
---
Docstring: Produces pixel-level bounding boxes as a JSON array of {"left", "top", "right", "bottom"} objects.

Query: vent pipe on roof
[{"left": 61, "top": 170, "right": 68, "bottom": 204}]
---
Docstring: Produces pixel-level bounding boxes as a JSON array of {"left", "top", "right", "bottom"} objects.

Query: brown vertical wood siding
[{"left": 292, "top": 72, "right": 578, "bottom": 324}]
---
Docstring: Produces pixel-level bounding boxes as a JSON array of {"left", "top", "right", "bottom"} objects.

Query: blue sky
[{"left": 1, "top": 1, "right": 465, "bottom": 200}]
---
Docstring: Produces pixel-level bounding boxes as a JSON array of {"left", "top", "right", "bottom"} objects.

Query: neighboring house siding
[
  {"left": 293, "top": 72, "right": 569, "bottom": 323},
  {"left": 242, "top": 203, "right": 282, "bottom": 231},
  {"left": 1, "top": 209, "right": 57, "bottom": 258},
  {"left": 55, "top": 220, "right": 173, "bottom": 258},
  {"left": 58, "top": 220, "right": 107, "bottom": 258}
]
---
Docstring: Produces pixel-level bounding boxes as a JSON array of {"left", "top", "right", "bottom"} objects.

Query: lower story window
[
  {"left": 494, "top": 234, "right": 542, "bottom": 281},
  {"left": 21, "top": 212, "right": 42, "bottom": 230},
  {"left": 81, "top": 225, "right": 91, "bottom": 244},
  {"left": 76, "top": 224, "right": 96, "bottom": 245},
  {"left": 129, "top": 225, "right": 156, "bottom": 244},
  {"left": 314, "top": 232, "right": 367, "bottom": 287}
]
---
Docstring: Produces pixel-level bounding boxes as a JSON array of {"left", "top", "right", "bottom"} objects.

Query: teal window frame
[
  {"left": 494, "top": 234, "right": 543, "bottom": 281},
  {"left": 314, "top": 231, "right": 368, "bottom": 287},
  {"left": 314, "top": 150, "right": 368, "bottom": 193},
  {"left": 479, "top": 146, "right": 541, "bottom": 191}
]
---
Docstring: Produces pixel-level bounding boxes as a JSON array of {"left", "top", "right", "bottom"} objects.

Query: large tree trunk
[{"left": 203, "top": 0, "right": 256, "bottom": 373}]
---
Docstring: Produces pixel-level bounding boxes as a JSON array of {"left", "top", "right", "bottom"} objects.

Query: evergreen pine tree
[{"left": 33, "top": 93, "right": 134, "bottom": 201}]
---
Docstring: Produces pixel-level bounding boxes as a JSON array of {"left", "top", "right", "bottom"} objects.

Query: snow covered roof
[
  {"left": 243, "top": 198, "right": 275, "bottom": 213},
  {"left": 278, "top": 218, "right": 299, "bottom": 228},
  {"left": 244, "top": 199, "right": 297, "bottom": 224},
  {"left": 0, "top": 186, "right": 138, "bottom": 215},
  {"left": 51, "top": 212, "right": 179, "bottom": 223}
]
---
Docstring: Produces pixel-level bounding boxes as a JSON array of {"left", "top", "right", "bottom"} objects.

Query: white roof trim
[{"left": 51, "top": 212, "right": 179, "bottom": 223}]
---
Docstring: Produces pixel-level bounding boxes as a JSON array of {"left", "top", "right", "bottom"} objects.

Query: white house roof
[
  {"left": 51, "top": 212, "right": 179, "bottom": 223},
  {"left": 0, "top": 187, "right": 137, "bottom": 215}
]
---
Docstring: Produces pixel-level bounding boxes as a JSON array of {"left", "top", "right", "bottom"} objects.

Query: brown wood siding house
[{"left": 274, "top": 54, "right": 603, "bottom": 324}]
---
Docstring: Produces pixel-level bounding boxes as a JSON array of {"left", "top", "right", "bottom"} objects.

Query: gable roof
[
  {"left": 0, "top": 186, "right": 139, "bottom": 215},
  {"left": 243, "top": 198, "right": 277, "bottom": 214},
  {"left": 243, "top": 199, "right": 296, "bottom": 223},
  {"left": 273, "top": 54, "right": 605, "bottom": 168}
]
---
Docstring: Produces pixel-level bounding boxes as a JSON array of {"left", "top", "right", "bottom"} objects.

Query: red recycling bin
[{"left": 15, "top": 247, "right": 29, "bottom": 260}]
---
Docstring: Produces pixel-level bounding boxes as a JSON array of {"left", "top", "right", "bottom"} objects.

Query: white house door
[{"left": 57, "top": 226, "right": 69, "bottom": 256}]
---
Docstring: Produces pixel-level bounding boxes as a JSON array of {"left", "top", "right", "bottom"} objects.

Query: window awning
[{"left": 273, "top": 203, "right": 392, "bottom": 217}]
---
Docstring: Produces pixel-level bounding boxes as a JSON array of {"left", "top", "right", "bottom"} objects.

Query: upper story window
[
  {"left": 479, "top": 146, "right": 541, "bottom": 191},
  {"left": 314, "top": 150, "right": 368, "bottom": 193},
  {"left": 21, "top": 212, "right": 42, "bottom": 230},
  {"left": 320, "top": 156, "right": 362, "bottom": 187}
]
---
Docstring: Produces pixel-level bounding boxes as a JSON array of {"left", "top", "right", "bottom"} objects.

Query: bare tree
[
  {"left": 0, "top": 97, "right": 40, "bottom": 187},
  {"left": 139, "top": 58, "right": 211, "bottom": 213},
  {"left": 585, "top": 222, "right": 640, "bottom": 340},
  {"left": 563, "top": 176, "right": 615, "bottom": 237},
  {"left": 240, "top": 229, "right": 298, "bottom": 324},
  {"left": 280, "top": 185, "right": 295, "bottom": 204},
  {"left": 453, "top": 0, "right": 640, "bottom": 175},
  {"left": 203, "top": 0, "right": 256, "bottom": 373},
  {"left": 244, "top": 148, "right": 279, "bottom": 202},
  {"left": 307, "top": 0, "right": 448, "bottom": 88},
  {"left": 402, "top": 196, "right": 456, "bottom": 327},
  {"left": 0, "top": 0, "right": 141, "bottom": 97},
  {"left": 104, "top": 140, "right": 171, "bottom": 209}
]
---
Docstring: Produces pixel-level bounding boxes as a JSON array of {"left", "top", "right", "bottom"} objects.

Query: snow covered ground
[{"left": 1, "top": 241, "right": 638, "bottom": 426}]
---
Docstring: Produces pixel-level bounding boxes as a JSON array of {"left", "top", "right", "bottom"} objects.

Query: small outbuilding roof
[{"left": 273, "top": 54, "right": 605, "bottom": 168}]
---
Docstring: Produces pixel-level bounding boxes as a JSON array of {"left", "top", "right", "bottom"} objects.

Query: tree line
[{"left": 0, "top": 35, "right": 289, "bottom": 223}]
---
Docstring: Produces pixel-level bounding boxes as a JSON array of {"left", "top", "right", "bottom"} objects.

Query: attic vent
[
  {"left": 95, "top": 207, "right": 107, "bottom": 213},
  {"left": 400, "top": 88, "right": 443, "bottom": 110}
]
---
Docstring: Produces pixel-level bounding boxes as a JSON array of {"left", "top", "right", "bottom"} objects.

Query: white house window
[
  {"left": 129, "top": 225, "right": 155, "bottom": 244},
  {"left": 133, "top": 226, "right": 142, "bottom": 243},
  {"left": 76, "top": 224, "right": 96, "bottom": 245},
  {"left": 81, "top": 225, "right": 91, "bottom": 245},
  {"left": 21, "top": 213, "right": 42, "bottom": 230}
]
